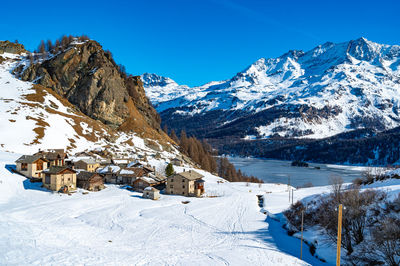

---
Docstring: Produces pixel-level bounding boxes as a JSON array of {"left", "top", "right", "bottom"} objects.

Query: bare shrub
[
  {"left": 329, "top": 175, "right": 343, "bottom": 202},
  {"left": 352, "top": 177, "right": 363, "bottom": 187},
  {"left": 351, "top": 216, "right": 400, "bottom": 266}
]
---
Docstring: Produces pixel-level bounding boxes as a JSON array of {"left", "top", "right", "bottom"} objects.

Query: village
[{"left": 14, "top": 148, "right": 206, "bottom": 200}]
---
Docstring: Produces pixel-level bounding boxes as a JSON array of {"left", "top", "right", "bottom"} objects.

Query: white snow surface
[
  {"left": 0, "top": 151, "right": 309, "bottom": 265},
  {"left": 263, "top": 179, "right": 400, "bottom": 265},
  {"left": 143, "top": 37, "right": 400, "bottom": 139}
]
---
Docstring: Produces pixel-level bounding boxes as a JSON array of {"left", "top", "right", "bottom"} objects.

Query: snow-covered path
[{"left": 0, "top": 153, "right": 309, "bottom": 265}]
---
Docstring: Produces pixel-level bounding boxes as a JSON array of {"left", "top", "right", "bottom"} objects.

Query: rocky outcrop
[
  {"left": 18, "top": 40, "right": 160, "bottom": 131},
  {"left": 0, "top": 41, "right": 26, "bottom": 54}
]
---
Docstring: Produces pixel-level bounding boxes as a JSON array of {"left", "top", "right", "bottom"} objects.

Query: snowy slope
[
  {"left": 0, "top": 52, "right": 178, "bottom": 160},
  {"left": 143, "top": 37, "right": 400, "bottom": 139},
  {"left": 0, "top": 151, "right": 311, "bottom": 265}
]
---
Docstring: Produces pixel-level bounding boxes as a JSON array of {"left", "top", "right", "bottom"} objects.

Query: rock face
[
  {"left": 0, "top": 41, "right": 26, "bottom": 54},
  {"left": 18, "top": 40, "right": 160, "bottom": 130}
]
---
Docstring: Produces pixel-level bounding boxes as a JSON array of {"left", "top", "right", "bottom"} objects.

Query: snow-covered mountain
[
  {"left": 0, "top": 42, "right": 179, "bottom": 162},
  {"left": 143, "top": 37, "right": 400, "bottom": 140}
]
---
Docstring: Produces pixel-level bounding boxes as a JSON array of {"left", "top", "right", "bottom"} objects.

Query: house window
[
  {"left": 170, "top": 185, "right": 173, "bottom": 188},
  {"left": 182, "top": 179, "right": 185, "bottom": 182},
  {"left": 182, "top": 185, "right": 185, "bottom": 189},
  {"left": 170, "top": 179, "right": 174, "bottom": 182},
  {"left": 21, "top": 163, "right": 28, "bottom": 171},
  {"left": 36, "top": 162, "right": 43, "bottom": 171}
]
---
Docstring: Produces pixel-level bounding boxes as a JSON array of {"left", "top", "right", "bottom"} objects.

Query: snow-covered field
[
  {"left": 1, "top": 149, "right": 399, "bottom": 265},
  {"left": 263, "top": 178, "right": 400, "bottom": 265},
  {"left": 0, "top": 151, "right": 314, "bottom": 265}
]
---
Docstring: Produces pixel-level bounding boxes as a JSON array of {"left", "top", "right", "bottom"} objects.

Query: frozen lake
[{"left": 229, "top": 157, "right": 369, "bottom": 187}]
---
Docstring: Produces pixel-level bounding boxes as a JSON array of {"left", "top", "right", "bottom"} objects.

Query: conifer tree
[
  {"left": 170, "top": 129, "right": 179, "bottom": 144},
  {"left": 165, "top": 163, "right": 175, "bottom": 177}
]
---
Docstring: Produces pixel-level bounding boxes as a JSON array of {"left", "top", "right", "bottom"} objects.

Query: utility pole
[
  {"left": 336, "top": 204, "right": 343, "bottom": 266},
  {"left": 300, "top": 210, "right": 304, "bottom": 260}
]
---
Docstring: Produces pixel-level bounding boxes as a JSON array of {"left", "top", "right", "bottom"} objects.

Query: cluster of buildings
[{"left": 15, "top": 149, "right": 205, "bottom": 199}]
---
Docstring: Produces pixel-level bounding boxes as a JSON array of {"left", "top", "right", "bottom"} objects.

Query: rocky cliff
[
  {"left": 16, "top": 39, "right": 161, "bottom": 136},
  {"left": 0, "top": 41, "right": 26, "bottom": 54}
]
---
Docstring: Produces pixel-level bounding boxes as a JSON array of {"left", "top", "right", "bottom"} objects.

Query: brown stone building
[
  {"left": 118, "top": 167, "right": 146, "bottom": 184},
  {"left": 34, "top": 149, "right": 68, "bottom": 166},
  {"left": 15, "top": 155, "right": 49, "bottom": 178},
  {"left": 74, "top": 159, "right": 100, "bottom": 172},
  {"left": 42, "top": 166, "right": 76, "bottom": 192},
  {"left": 166, "top": 170, "right": 205, "bottom": 197},
  {"left": 142, "top": 187, "right": 160, "bottom": 200},
  {"left": 77, "top": 171, "right": 104, "bottom": 191}
]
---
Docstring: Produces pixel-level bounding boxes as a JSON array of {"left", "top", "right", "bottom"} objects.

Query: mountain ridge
[
  {"left": 143, "top": 37, "right": 400, "bottom": 139},
  {"left": 143, "top": 37, "right": 400, "bottom": 165}
]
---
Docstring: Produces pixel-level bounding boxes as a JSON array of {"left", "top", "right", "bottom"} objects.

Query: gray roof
[
  {"left": 16, "top": 154, "right": 48, "bottom": 164},
  {"left": 77, "top": 171, "right": 101, "bottom": 181},
  {"left": 43, "top": 166, "right": 76, "bottom": 175},
  {"left": 174, "top": 170, "right": 204, "bottom": 181}
]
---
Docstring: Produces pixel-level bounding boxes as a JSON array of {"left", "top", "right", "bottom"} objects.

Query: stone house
[
  {"left": 166, "top": 170, "right": 205, "bottom": 197},
  {"left": 118, "top": 167, "right": 145, "bottom": 185},
  {"left": 15, "top": 155, "right": 49, "bottom": 178},
  {"left": 132, "top": 176, "right": 157, "bottom": 191},
  {"left": 42, "top": 166, "right": 76, "bottom": 192},
  {"left": 34, "top": 149, "right": 68, "bottom": 166},
  {"left": 77, "top": 171, "right": 104, "bottom": 191},
  {"left": 98, "top": 165, "right": 121, "bottom": 184},
  {"left": 74, "top": 159, "right": 100, "bottom": 172},
  {"left": 142, "top": 187, "right": 160, "bottom": 200}
]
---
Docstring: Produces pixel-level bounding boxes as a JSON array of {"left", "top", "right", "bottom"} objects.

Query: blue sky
[{"left": 1, "top": 0, "right": 399, "bottom": 86}]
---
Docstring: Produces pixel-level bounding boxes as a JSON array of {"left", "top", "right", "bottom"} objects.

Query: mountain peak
[{"left": 347, "top": 37, "right": 381, "bottom": 61}]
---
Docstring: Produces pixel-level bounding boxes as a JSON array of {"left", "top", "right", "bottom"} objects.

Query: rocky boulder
[{"left": 0, "top": 41, "right": 26, "bottom": 54}]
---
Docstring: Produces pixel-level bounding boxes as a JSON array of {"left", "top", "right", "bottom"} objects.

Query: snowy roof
[
  {"left": 113, "top": 159, "right": 130, "bottom": 164},
  {"left": 98, "top": 165, "right": 120, "bottom": 174},
  {"left": 137, "top": 176, "right": 157, "bottom": 184},
  {"left": 144, "top": 186, "right": 159, "bottom": 192},
  {"left": 127, "top": 161, "right": 144, "bottom": 168},
  {"left": 77, "top": 158, "right": 98, "bottom": 164}
]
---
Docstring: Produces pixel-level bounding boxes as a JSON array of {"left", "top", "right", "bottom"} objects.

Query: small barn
[
  {"left": 142, "top": 187, "right": 160, "bottom": 200},
  {"left": 77, "top": 171, "right": 105, "bottom": 191}
]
